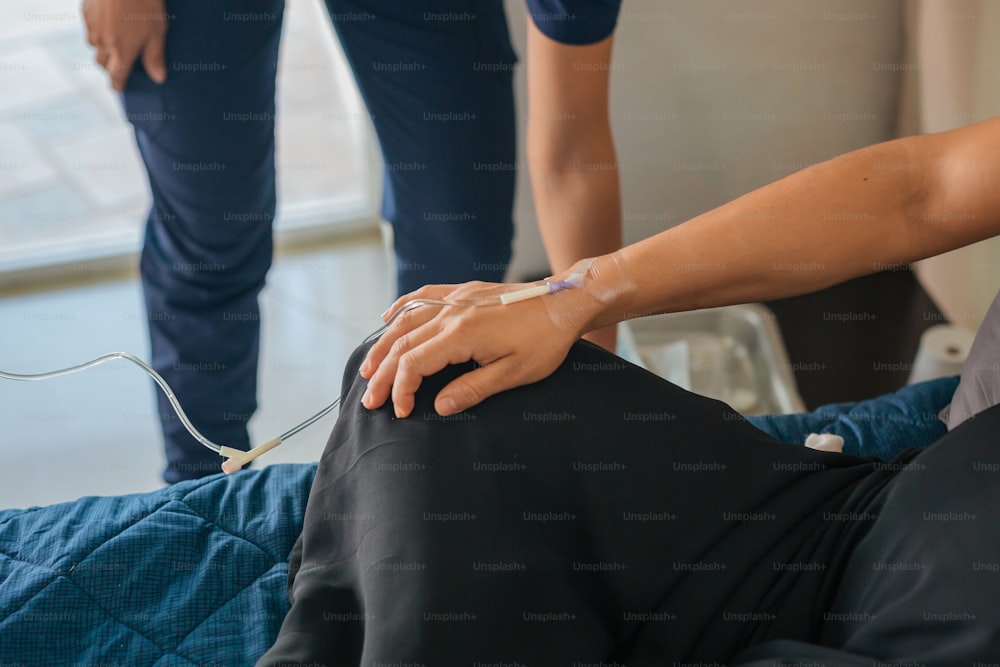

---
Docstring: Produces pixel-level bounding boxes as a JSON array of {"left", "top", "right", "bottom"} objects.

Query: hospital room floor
[{"left": 0, "top": 233, "right": 393, "bottom": 509}]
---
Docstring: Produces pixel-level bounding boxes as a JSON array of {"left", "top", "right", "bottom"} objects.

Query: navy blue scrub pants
[{"left": 121, "top": 0, "right": 517, "bottom": 482}]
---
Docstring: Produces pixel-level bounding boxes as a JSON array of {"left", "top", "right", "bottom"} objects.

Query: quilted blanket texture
[{"left": 0, "top": 463, "right": 316, "bottom": 666}]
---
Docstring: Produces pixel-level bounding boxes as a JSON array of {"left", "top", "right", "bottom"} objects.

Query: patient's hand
[{"left": 359, "top": 279, "right": 595, "bottom": 418}]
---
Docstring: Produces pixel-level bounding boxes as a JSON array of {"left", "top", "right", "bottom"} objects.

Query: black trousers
[{"left": 259, "top": 341, "right": 1000, "bottom": 666}]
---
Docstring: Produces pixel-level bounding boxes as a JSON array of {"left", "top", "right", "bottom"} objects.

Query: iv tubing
[
  {"left": 0, "top": 284, "right": 582, "bottom": 473},
  {"left": 0, "top": 351, "right": 222, "bottom": 455}
]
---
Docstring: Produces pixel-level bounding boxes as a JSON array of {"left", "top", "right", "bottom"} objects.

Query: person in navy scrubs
[{"left": 82, "top": 0, "right": 624, "bottom": 482}]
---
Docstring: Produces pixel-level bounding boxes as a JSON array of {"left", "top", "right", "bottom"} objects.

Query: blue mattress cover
[{"left": 0, "top": 463, "right": 316, "bottom": 666}]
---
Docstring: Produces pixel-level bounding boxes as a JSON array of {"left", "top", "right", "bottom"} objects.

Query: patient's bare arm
[
  {"left": 364, "top": 117, "right": 1000, "bottom": 418},
  {"left": 595, "top": 116, "right": 1000, "bottom": 328}
]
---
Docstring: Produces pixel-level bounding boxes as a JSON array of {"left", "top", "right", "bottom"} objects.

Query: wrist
[{"left": 547, "top": 251, "right": 635, "bottom": 337}]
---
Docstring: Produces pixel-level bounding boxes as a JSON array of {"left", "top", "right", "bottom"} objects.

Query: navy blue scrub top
[{"left": 526, "top": 0, "right": 622, "bottom": 44}]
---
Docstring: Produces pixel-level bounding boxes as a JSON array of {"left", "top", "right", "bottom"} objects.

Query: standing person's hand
[{"left": 83, "top": 0, "right": 168, "bottom": 91}]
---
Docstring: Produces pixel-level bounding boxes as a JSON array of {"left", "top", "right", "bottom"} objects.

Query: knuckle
[
  {"left": 457, "top": 382, "right": 483, "bottom": 405},
  {"left": 389, "top": 333, "right": 412, "bottom": 357},
  {"left": 398, "top": 350, "right": 420, "bottom": 374},
  {"left": 411, "top": 285, "right": 436, "bottom": 299},
  {"left": 501, "top": 358, "right": 526, "bottom": 380},
  {"left": 367, "top": 337, "right": 389, "bottom": 361},
  {"left": 448, "top": 316, "right": 474, "bottom": 337},
  {"left": 402, "top": 287, "right": 437, "bottom": 307},
  {"left": 450, "top": 281, "right": 481, "bottom": 298},
  {"left": 396, "top": 307, "right": 416, "bottom": 327}
]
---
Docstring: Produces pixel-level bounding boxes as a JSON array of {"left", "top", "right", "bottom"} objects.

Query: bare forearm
[
  {"left": 530, "top": 141, "right": 622, "bottom": 274},
  {"left": 525, "top": 20, "right": 621, "bottom": 275},
  {"left": 532, "top": 154, "right": 622, "bottom": 350},
  {"left": 364, "top": 118, "right": 1000, "bottom": 419},
  {"left": 525, "top": 20, "right": 621, "bottom": 347},
  {"left": 581, "top": 118, "right": 1000, "bottom": 331}
]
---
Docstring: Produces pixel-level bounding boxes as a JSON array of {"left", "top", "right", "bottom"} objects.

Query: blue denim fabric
[{"left": 746, "top": 376, "right": 960, "bottom": 460}]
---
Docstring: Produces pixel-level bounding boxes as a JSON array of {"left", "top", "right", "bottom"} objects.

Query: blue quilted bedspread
[
  {"left": 0, "top": 377, "right": 961, "bottom": 665},
  {"left": 0, "top": 463, "right": 316, "bottom": 667}
]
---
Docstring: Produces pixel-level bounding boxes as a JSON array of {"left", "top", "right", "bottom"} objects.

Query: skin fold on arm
[{"left": 360, "top": 116, "right": 1000, "bottom": 419}]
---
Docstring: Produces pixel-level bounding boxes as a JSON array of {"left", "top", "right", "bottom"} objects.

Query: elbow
[{"left": 526, "top": 116, "right": 617, "bottom": 179}]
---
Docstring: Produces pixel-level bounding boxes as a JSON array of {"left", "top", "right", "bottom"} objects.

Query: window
[{"left": 0, "top": 0, "right": 379, "bottom": 275}]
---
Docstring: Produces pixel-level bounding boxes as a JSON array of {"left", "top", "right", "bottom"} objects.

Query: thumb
[
  {"left": 141, "top": 30, "right": 167, "bottom": 84},
  {"left": 434, "top": 357, "right": 525, "bottom": 416}
]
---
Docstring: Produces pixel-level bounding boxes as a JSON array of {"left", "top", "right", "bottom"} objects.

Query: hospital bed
[{"left": 0, "top": 375, "right": 956, "bottom": 665}]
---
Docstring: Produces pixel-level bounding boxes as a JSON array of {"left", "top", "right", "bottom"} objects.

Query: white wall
[
  {"left": 504, "top": 0, "right": 906, "bottom": 278},
  {"left": 905, "top": 0, "right": 1000, "bottom": 329}
]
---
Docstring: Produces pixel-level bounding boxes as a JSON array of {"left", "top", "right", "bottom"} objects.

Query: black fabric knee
[
  {"left": 733, "top": 403, "right": 1000, "bottom": 666},
  {"left": 819, "top": 402, "right": 1000, "bottom": 663},
  {"left": 260, "top": 341, "right": 914, "bottom": 666}
]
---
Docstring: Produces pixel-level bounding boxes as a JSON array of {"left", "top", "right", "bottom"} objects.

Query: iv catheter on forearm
[{"left": 0, "top": 270, "right": 589, "bottom": 475}]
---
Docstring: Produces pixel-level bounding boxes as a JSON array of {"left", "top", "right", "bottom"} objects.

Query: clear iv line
[
  {"left": 0, "top": 272, "right": 587, "bottom": 474},
  {"left": 0, "top": 298, "right": 453, "bottom": 469},
  {"left": 0, "top": 350, "right": 223, "bottom": 455},
  {"left": 220, "top": 299, "right": 460, "bottom": 472}
]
